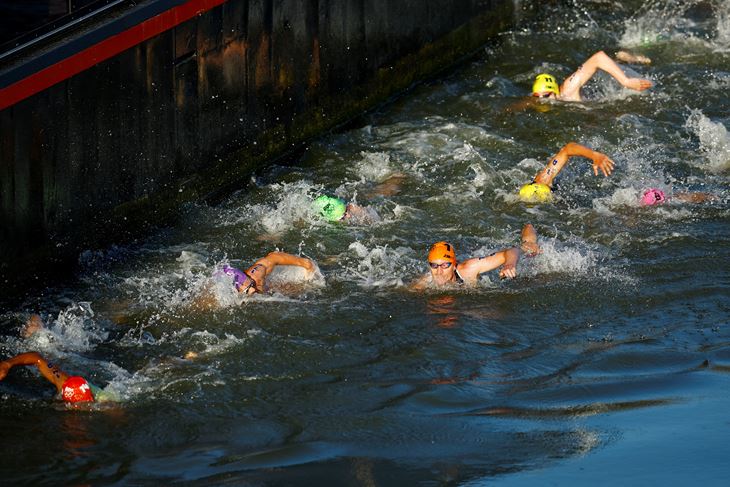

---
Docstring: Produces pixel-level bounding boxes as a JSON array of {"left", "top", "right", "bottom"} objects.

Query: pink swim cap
[{"left": 641, "top": 188, "right": 666, "bottom": 206}]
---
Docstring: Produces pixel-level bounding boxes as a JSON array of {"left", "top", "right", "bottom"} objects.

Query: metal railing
[{"left": 0, "top": 0, "right": 129, "bottom": 62}]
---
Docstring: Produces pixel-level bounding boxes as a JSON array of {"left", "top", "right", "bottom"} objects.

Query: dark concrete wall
[{"left": 0, "top": 0, "right": 521, "bottom": 287}]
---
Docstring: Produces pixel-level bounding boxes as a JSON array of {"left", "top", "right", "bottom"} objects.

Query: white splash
[{"left": 685, "top": 110, "right": 730, "bottom": 173}]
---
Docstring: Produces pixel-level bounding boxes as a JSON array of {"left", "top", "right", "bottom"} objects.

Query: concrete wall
[{"left": 0, "top": 0, "right": 521, "bottom": 288}]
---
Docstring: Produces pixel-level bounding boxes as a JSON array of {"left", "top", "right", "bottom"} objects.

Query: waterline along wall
[{"left": 0, "top": 0, "right": 525, "bottom": 289}]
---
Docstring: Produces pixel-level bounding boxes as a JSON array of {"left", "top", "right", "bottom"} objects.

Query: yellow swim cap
[
  {"left": 518, "top": 183, "right": 553, "bottom": 203},
  {"left": 532, "top": 74, "right": 560, "bottom": 96}
]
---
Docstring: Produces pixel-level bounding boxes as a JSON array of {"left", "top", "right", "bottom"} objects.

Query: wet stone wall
[{"left": 0, "top": 0, "right": 520, "bottom": 289}]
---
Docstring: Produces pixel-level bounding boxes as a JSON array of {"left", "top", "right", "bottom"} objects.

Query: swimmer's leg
[{"left": 520, "top": 224, "right": 540, "bottom": 256}]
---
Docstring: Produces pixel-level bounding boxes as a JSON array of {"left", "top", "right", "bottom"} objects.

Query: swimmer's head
[
  {"left": 428, "top": 241, "right": 457, "bottom": 265},
  {"left": 532, "top": 73, "right": 560, "bottom": 98},
  {"left": 641, "top": 188, "right": 666, "bottom": 206},
  {"left": 313, "top": 195, "right": 347, "bottom": 221},
  {"left": 61, "top": 376, "right": 94, "bottom": 403},
  {"left": 518, "top": 183, "right": 553, "bottom": 203},
  {"left": 216, "top": 265, "right": 256, "bottom": 294}
]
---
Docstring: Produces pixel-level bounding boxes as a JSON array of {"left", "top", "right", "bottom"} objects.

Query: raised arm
[
  {"left": 534, "top": 142, "right": 614, "bottom": 187},
  {"left": 560, "top": 50, "right": 652, "bottom": 101},
  {"left": 0, "top": 352, "right": 69, "bottom": 393},
  {"left": 246, "top": 251, "right": 315, "bottom": 283}
]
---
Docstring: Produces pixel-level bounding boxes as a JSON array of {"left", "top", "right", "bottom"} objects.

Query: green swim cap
[{"left": 313, "top": 195, "right": 347, "bottom": 221}]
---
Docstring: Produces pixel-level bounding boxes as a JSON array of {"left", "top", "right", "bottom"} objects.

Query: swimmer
[
  {"left": 532, "top": 50, "right": 653, "bottom": 102},
  {"left": 411, "top": 224, "right": 540, "bottom": 290},
  {"left": 640, "top": 188, "right": 717, "bottom": 206},
  {"left": 518, "top": 142, "right": 614, "bottom": 203},
  {"left": 193, "top": 251, "right": 319, "bottom": 310},
  {"left": 312, "top": 195, "right": 381, "bottom": 224},
  {"left": 0, "top": 352, "right": 107, "bottom": 403}
]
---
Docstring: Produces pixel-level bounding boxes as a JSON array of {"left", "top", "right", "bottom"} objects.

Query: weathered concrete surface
[{"left": 1, "top": 0, "right": 524, "bottom": 291}]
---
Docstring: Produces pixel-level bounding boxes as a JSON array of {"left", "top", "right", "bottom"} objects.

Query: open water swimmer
[
  {"left": 519, "top": 143, "right": 615, "bottom": 203},
  {"left": 531, "top": 50, "right": 653, "bottom": 101},
  {"left": 1, "top": 1, "right": 729, "bottom": 485},
  {"left": 411, "top": 224, "right": 540, "bottom": 289},
  {"left": 0, "top": 352, "right": 111, "bottom": 404}
]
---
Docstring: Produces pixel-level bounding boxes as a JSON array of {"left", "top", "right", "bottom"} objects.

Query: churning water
[{"left": 1, "top": 0, "right": 729, "bottom": 484}]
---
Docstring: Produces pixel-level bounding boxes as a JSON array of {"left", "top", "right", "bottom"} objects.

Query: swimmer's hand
[
  {"left": 592, "top": 154, "right": 615, "bottom": 177},
  {"left": 499, "top": 264, "right": 517, "bottom": 279},
  {"left": 624, "top": 77, "right": 653, "bottom": 92}
]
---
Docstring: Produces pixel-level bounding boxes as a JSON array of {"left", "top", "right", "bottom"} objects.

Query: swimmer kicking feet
[
  {"left": 411, "top": 224, "right": 540, "bottom": 290},
  {"left": 531, "top": 50, "right": 653, "bottom": 102},
  {"left": 519, "top": 142, "right": 614, "bottom": 203},
  {"left": 0, "top": 352, "right": 107, "bottom": 404}
]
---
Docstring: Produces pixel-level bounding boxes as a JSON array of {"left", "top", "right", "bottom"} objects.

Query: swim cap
[
  {"left": 641, "top": 188, "right": 666, "bottom": 206},
  {"left": 428, "top": 241, "right": 457, "bottom": 264},
  {"left": 312, "top": 195, "right": 347, "bottom": 221},
  {"left": 518, "top": 183, "right": 553, "bottom": 203},
  {"left": 532, "top": 73, "right": 560, "bottom": 96},
  {"left": 61, "top": 376, "right": 94, "bottom": 403},
  {"left": 216, "top": 265, "right": 252, "bottom": 293}
]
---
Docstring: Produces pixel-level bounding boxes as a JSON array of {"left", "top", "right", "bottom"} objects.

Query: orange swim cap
[{"left": 428, "top": 241, "right": 457, "bottom": 264}]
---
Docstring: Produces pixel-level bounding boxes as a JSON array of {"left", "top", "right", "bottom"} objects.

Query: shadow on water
[{"left": 2, "top": 0, "right": 730, "bottom": 484}]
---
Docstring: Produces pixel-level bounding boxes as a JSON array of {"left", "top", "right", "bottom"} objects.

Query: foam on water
[
  {"left": 344, "top": 242, "right": 416, "bottom": 288},
  {"left": 22, "top": 302, "right": 108, "bottom": 355}
]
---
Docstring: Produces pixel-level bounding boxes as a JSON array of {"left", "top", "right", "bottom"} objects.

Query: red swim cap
[{"left": 61, "top": 376, "right": 94, "bottom": 403}]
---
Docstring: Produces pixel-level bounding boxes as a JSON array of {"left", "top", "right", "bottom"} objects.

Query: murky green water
[{"left": 2, "top": 1, "right": 729, "bottom": 485}]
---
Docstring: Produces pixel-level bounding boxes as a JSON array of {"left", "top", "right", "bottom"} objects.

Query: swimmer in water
[
  {"left": 0, "top": 352, "right": 106, "bottom": 404},
  {"left": 531, "top": 50, "right": 653, "bottom": 102},
  {"left": 640, "top": 188, "right": 717, "bottom": 206},
  {"left": 518, "top": 142, "right": 614, "bottom": 203},
  {"left": 410, "top": 224, "right": 540, "bottom": 290},
  {"left": 312, "top": 195, "right": 381, "bottom": 224},
  {"left": 193, "top": 251, "right": 319, "bottom": 310}
]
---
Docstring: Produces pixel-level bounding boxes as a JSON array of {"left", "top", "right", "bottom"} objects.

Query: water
[{"left": 1, "top": 1, "right": 729, "bottom": 484}]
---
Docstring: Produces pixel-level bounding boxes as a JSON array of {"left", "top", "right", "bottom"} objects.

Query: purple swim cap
[
  {"left": 215, "top": 265, "right": 251, "bottom": 292},
  {"left": 641, "top": 188, "right": 666, "bottom": 206}
]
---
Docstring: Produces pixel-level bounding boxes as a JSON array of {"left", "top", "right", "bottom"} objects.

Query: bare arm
[
  {"left": 560, "top": 51, "right": 652, "bottom": 101},
  {"left": 458, "top": 248, "right": 520, "bottom": 282},
  {"left": 534, "top": 142, "right": 614, "bottom": 187},
  {"left": 0, "top": 352, "right": 69, "bottom": 393},
  {"left": 248, "top": 251, "right": 315, "bottom": 282}
]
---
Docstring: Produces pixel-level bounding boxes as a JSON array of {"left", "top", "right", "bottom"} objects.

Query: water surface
[{"left": 1, "top": 0, "right": 729, "bottom": 485}]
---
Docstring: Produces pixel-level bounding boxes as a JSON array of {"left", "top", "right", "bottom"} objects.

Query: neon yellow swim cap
[
  {"left": 532, "top": 74, "right": 560, "bottom": 96},
  {"left": 518, "top": 183, "right": 553, "bottom": 203},
  {"left": 312, "top": 195, "right": 347, "bottom": 221}
]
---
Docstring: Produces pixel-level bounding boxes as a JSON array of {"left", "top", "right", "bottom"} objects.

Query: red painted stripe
[{"left": 0, "top": 0, "right": 227, "bottom": 111}]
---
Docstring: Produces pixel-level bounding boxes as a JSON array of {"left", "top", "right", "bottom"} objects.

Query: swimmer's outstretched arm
[
  {"left": 534, "top": 142, "right": 614, "bottom": 187},
  {"left": 560, "top": 51, "right": 653, "bottom": 101},
  {"left": 459, "top": 248, "right": 520, "bottom": 281},
  {"left": 0, "top": 352, "right": 69, "bottom": 392}
]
